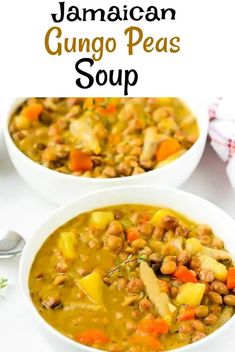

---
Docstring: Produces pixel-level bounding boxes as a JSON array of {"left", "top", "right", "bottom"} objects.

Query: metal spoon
[{"left": 0, "top": 229, "right": 25, "bottom": 258}]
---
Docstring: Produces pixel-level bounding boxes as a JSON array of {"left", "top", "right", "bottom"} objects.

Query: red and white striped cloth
[{"left": 209, "top": 98, "right": 235, "bottom": 189}]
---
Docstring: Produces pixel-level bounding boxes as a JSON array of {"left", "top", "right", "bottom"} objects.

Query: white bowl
[
  {"left": 19, "top": 186, "right": 235, "bottom": 352},
  {"left": 4, "top": 99, "right": 208, "bottom": 205}
]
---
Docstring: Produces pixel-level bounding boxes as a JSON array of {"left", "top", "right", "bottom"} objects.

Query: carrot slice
[
  {"left": 106, "top": 103, "right": 116, "bottom": 114},
  {"left": 174, "top": 265, "right": 198, "bottom": 283},
  {"left": 156, "top": 138, "right": 182, "bottom": 162},
  {"left": 127, "top": 228, "right": 140, "bottom": 242},
  {"left": 22, "top": 103, "right": 43, "bottom": 121},
  {"left": 69, "top": 150, "right": 93, "bottom": 172},
  {"left": 96, "top": 106, "right": 108, "bottom": 116},
  {"left": 131, "top": 335, "right": 163, "bottom": 350},
  {"left": 74, "top": 329, "right": 109, "bottom": 344},
  {"left": 177, "top": 307, "right": 196, "bottom": 321},
  {"left": 139, "top": 213, "right": 150, "bottom": 224},
  {"left": 227, "top": 268, "right": 235, "bottom": 289},
  {"left": 137, "top": 318, "right": 169, "bottom": 335},
  {"left": 95, "top": 98, "right": 105, "bottom": 104},
  {"left": 96, "top": 103, "right": 116, "bottom": 116}
]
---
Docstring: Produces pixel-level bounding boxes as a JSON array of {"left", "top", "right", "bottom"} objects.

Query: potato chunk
[
  {"left": 150, "top": 209, "right": 175, "bottom": 227},
  {"left": 176, "top": 283, "right": 206, "bottom": 307},
  {"left": 185, "top": 238, "right": 203, "bottom": 255},
  {"left": 199, "top": 254, "right": 228, "bottom": 282},
  {"left": 14, "top": 115, "right": 30, "bottom": 130},
  {"left": 78, "top": 271, "right": 104, "bottom": 305},
  {"left": 89, "top": 211, "right": 114, "bottom": 230},
  {"left": 58, "top": 231, "right": 78, "bottom": 260}
]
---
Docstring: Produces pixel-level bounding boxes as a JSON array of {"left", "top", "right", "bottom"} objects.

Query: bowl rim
[
  {"left": 4, "top": 98, "right": 209, "bottom": 184},
  {"left": 19, "top": 185, "right": 235, "bottom": 352}
]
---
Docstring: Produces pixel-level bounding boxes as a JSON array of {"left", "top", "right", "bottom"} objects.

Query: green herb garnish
[
  {"left": 0, "top": 277, "right": 8, "bottom": 289},
  {"left": 108, "top": 254, "right": 147, "bottom": 276}
]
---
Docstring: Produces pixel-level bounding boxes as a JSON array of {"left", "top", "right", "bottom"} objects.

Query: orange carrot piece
[
  {"left": 139, "top": 213, "right": 150, "bottom": 224},
  {"left": 178, "top": 307, "right": 196, "bottom": 321},
  {"left": 156, "top": 138, "right": 182, "bottom": 162},
  {"left": 96, "top": 103, "right": 116, "bottom": 116},
  {"left": 95, "top": 98, "right": 105, "bottom": 104},
  {"left": 74, "top": 329, "right": 109, "bottom": 345},
  {"left": 106, "top": 103, "right": 116, "bottom": 114},
  {"left": 127, "top": 228, "right": 140, "bottom": 242},
  {"left": 96, "top": 106, "right": 108, "bottom": 116},
  {"left": 69, "top": 150, "right": 93, "bottom": 172},
  {"left": 22, "top": 103, "right": 43, "bottom": 121},
  {"left": 174, "top": 265, "right": 198, "bottom": 283},
  {"left": 131, "top": 335, "right": 163, "bottom": 350},
  {"left": 137, "top": 319, "right": 169, "bottom": 335},
  {"left": 227, "top": 268, "right": 235, "bottom": 289}
]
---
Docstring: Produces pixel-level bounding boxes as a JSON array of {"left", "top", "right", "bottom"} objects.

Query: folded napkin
[{"left": 209, "top": 98, "right": 235, "bottom": 189}]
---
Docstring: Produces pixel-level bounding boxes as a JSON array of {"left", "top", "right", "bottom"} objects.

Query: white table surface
[{"left": 0, "top": 118, "right": 235, "bottom": 351}]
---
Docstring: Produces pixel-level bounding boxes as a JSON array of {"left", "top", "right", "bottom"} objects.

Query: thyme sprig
[
  {"left": 0, "top": 277, "right": 8, "bottom": 289},
  {"left": 108, "top": 254, "right": 147, "bottom": 276}
]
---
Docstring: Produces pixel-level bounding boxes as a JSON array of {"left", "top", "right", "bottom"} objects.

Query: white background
[{"left": 0, "top": 0, "right": 235, "bottom": 96}]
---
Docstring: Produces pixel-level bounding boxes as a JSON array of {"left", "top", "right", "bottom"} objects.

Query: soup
[
  {"left": 29, "top": 205, "right": 235, "bottom": 351},
  {"left": 10, "top": 98, "right": 199, "bottom": 178}
]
